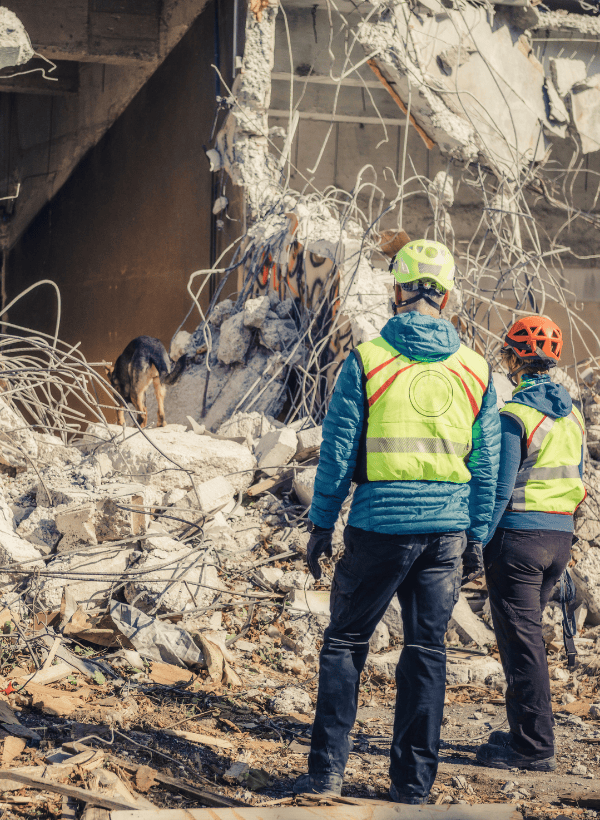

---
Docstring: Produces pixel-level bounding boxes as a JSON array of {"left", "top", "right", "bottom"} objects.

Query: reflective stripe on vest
[
  {"left": 500, "top": 403, "right": 586, "bottom": 514},
  {"left": 354, "top": 337, "right": 490, "bottom": 484}
]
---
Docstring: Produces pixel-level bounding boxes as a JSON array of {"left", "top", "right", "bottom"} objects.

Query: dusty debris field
[{"left": 0, "top": 635, "right": 598, "bottom": 820}]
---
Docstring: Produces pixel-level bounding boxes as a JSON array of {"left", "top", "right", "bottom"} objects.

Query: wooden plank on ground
[
  {"left": 110, "top": 805, "right": 523, "bottom": 820},
  {"left": 0, "top": 770, "right": 138, "bottom": 811},
  {"left": 61, "top": 744, "right": 244, "bottom": 809}
]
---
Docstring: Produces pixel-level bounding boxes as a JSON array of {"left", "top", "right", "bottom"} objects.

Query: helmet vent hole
[
  {"left": 425, "top": 247, "right": 437, "bottom": 259},
  {"left": 514, "top": 329, "right": 528, "bottom": 336},
  {"left": 416, "top": 245, "right": 423, "bottom": 253}
]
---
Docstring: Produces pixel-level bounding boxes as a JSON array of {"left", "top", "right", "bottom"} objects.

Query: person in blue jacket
[
  {"left": 476, "top": 316, "right": 586, "bottom": 772},
  {"left": 293, "top": 239, "right": 501, "bottom": 804}
]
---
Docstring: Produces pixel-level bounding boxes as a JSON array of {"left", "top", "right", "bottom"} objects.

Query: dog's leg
[
  {"left": 116, "top": 407, "right": 125, "bottom": 426},
  {"left": 130, "top": 387, "right": 148, "bottom": 428},
  {"left": 154, "top": 377, "right": 167, "bottom": 427}
]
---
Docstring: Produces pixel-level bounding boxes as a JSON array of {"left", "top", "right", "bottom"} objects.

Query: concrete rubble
[{"left": 2, "top": 0, "right": 600, "bottom": 812}]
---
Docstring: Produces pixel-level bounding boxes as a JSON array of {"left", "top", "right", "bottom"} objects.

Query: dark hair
[{"left": 500, "top": 346, "right": 552, "bottom": 375}]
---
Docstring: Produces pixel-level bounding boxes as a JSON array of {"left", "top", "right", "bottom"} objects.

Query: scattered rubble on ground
[{"left": 0, "top": 324, "right": 598, "bottom": 818}]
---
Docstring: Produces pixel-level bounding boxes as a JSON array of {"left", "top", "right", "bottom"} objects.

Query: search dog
[{"left": 106, "top": 336, "right": 187, "bottom": 428}]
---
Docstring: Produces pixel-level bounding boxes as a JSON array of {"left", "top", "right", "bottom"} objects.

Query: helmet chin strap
[{"left": 392, "top": 285, "right": 446, "bottom": 314}]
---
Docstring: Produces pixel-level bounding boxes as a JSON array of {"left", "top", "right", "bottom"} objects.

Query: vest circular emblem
[{"left": 409, "top": 370, "right": 453, "bottom": 417}]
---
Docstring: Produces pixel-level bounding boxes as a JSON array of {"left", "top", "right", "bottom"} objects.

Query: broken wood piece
[
  {"left": 161, "top": 728, "right": 234, "bottom": 750},
  {"left": 0, "top": 770, "right": 137, "bottom": 810},
  {"left": 148, "top": 663, "right": 194, "bottom": 687},
  {"left": 110, "top": 805, "right": 523, "bottom": 819},
  {"left": 0, "top": 736, "right": 26, "bottom": 767},
  {"left": 57, "top": 749, "right": 105, "bottom": 771},
  {"left": 61, "top": 744, "right": 244, "bottom": 809},
  {"left": 560, "top": 791, "right": 600, "bottom": 808},
  {"left": 134, "top": 766, "right": 157, "bottom": 793},
  {"left": 89, "top": 769, "right": 155, "bottom": 810},
  {"left": 42, "top": 637, "right": 62, "bottom": 670},
  {"left": 62, "top": 795, "right": 78, "bottom": 820},
  {"left": 15, "top": 662, "right": 74, "bottom": 687},
  {"left": 82, "top": 809, "right": 110, "bottom": 820},
  {"left": 246, "top": 472, "right": 288, "bottom": 497},
  {"left": 0, "top": 700, "right": 21, "bottom": 726}
]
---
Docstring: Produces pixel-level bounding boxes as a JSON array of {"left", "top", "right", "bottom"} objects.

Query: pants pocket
[{"left": 330, "top": 562, "right": 362, "bottom": 624}]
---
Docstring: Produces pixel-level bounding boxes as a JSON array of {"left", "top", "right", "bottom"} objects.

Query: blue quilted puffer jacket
[{"left": 309, "top": 312, "right": 501, "bottom": 540}]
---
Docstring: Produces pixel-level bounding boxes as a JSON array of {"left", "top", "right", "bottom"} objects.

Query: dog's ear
[{"left": 104, "top": 365, "right": 114, "bottom": 379}]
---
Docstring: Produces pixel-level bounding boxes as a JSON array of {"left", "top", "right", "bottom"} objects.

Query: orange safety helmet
[{"left": 504, "top": 316, "right": 562, "bottom": 364}]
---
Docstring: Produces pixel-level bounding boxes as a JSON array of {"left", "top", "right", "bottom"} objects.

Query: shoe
[
  {"left": 293, "top": 773, "right": 343, "bottom": 796},
  {"left": 389, "top": 782, "right": 428, "bottom": 804},
  {"left": 488, "top": 730, "right": 511, "bottom": 747},
  {"left": 476, "top": 743, "right": 556, "bottom": 771}
]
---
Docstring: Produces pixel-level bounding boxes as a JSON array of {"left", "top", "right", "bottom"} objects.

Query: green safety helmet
[{"left": 391, "top": 239, "right": 456, "bottom": 293}]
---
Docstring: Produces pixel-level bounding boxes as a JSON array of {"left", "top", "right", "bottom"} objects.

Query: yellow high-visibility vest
[
  {"left": 500, "top": 401, "right": 586, "bottom": 514},
  {"left": 353, "top": 337, "right": 490, "bottom": 483}
]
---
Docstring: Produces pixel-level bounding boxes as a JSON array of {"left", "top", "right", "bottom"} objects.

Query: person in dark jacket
[
  {"left": 293, "top": 239, "right": 501, "bottom": 804},
  {"left": 476, "top": 316, "right": 586, "bottom": 772}
]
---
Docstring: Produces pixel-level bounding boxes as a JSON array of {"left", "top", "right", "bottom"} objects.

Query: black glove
[
  {"left": 462, "top": 539, "right": 484, "bottom": 587},
  {"left": 306, "top": 522, "right": 335, "bottom": 580}
]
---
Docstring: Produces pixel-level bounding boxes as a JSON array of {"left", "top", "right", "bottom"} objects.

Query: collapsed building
[{"left": 1, "top": 0, "right": 600, "bottom": 813}]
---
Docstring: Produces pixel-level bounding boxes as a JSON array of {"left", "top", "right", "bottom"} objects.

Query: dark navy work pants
[
  {"left": 308, "top": 525, "right": 465, "bottom": 803},
  {"left": 485, "top": 527, "right": 572, "bottom": 759}
]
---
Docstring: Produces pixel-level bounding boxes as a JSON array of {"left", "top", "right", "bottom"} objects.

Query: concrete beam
[
  {"left": 2, "top": 0, "right": 161, "bottom": 64},
  {"left": 0, "top": 60, "right": 79, "bottom": 95}
]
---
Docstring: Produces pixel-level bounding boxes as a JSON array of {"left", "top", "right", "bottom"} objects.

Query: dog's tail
[{"left": 162, "top": 354, "right": 188, "bottom": 385}]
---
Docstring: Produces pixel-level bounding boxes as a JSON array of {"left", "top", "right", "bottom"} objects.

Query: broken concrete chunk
[
  {"left": 123, "top": 547, "right": 219, "bottom": 615},
  {"left": 216, "top": 411, "right": 275, "bottom": 442},
  {"left": 259, "top": 318, "right": 297, "bottom": 352},
  {"left": 217, "top": 312, "right": 252, "bottom": 365},
  {"left": 195, "top": 475, "right": 235, "bottom": 514},
  {"left": 449, "top": 593, "right": 496, "bottom": 647},
  {"left": 278, "top": 570, "right": 313, "bottom": 593},
  {"left": 446, "top": 654, "right": 504, "bottom": 686},
  {"left": 208, "top": 299, "right": 234, "bottom": 328},
  {"left": 293, "top": 467, "right": 316, "bottom": 507},
  {"left": 55, "top": 504, "right": 98, "bottom": 550},
  {"left": 571, "top": 81, "right": 600, "bottom": 154},
  {"left": 85, "top": 425, "right": 256, "bottom": 494},
  {"left": 296, "top": 425, "right": 322, "bottom": 452},
  {"left": 32, "top": 546, "right": 133, "bottom": 611},
  {"left": 243, "top": 295, "right": 270, "bottom": 329},
  {"left": 170, "top": 330, "right": 192, "bottom": 361},
  {"left": 382, "top": 596, "right": 403, "bottom": 637},
  {"left": 270, "top": 686, "right": 313, "bottom": 715},
  {"left": 255, "top": 427, "right": 297, "bottom": 476},
  {"left": 550, "top": 57, "right": 587, "bottom": 98},
  {"left": 369, "top": 620, "right": 390, "bottom": 652},
  {"left": 275, "top": 298, "right": 294, "bottom": 318},
  {"left": 255, "top": 566, "right": 284, "bottom": 588},
  {"left": 15, "top": 507, "right": 60, "bottom": 552}
]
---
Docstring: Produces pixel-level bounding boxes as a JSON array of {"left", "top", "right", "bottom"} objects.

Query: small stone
[
  {"left": 255, "top": 428, "right": 297, "bottom": 477},
  {"left": 562, "top": 693, "right": 577, "bottom": 704},
  {"left": 452, "top": 775, "right": 468, "bottom": 790},
  {"left": 501, "top": 781, "right": 516, "bottom": 793},
  {"left": 194, "top": 475, "right": 235, "bottom": 514},
  {"left": 552, "top": 667, "right": 570, "bottom": 682},
  {"left": 295, "top": 426, "right": 323, "bottom": 453},
  {"left": 275, "top": 298, "right": 294, "bottom": 318},
  {"left": 270, "top": 686, "right": 313, "bottom": 715},
  {"left": 278, "top": 570, "right": 313, "bottom": 592},
  {"left": 590, "top": 703, "right": 600, "bottom": 718},
  {"left": 569, "top": 763, "right": 588, "bottom": 775},
  {"left": 255, "top": 566, "right": 284, "bottom": 589},
  {"left": 243, "top": 296, "right": 270, "bottom": 329},
  {"left": 293, "top": 467, "right": 316, "bottom": 507},
  {"left": 259, "top": 318, "right": 297, "bottom": 352},
  {"left": 382, "top": 596, "right": 403, "bottom": 637},
  {"left": 224, "top": 762, "right": 250, "bottom": 784},
  {"left": 217, "top": 313, "right": 252, "bottom": 365},
  {"left": 369, "top": 620, "right": 390, "bottom": 653},
  {"left": 209, "top": 299, "right": 234, "bottom": 328}
]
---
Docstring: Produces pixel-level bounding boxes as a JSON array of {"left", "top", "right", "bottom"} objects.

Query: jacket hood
[
  {"left": 510, "top": 374, "right": 572, "bottom": 419},
  {"left": 380, "top": 312, "right": 461, "bottom": 362}
]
